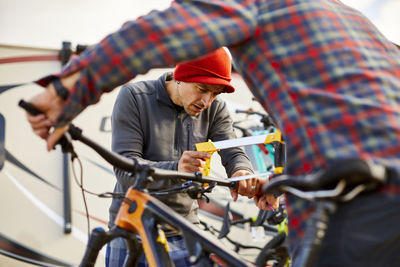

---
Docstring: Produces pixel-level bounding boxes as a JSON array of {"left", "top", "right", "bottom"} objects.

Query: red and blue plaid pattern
[{"left": 41, "top": 0, "right": 400, "bottom": 252}]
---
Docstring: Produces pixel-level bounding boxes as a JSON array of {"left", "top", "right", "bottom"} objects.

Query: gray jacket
[{"left": 109, "top": 73, "right": 253, "bottom": 227}]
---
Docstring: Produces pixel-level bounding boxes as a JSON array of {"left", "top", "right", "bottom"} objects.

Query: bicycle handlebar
[
  {"left": 19, "top": 100, "right": 259, "bottom": 267},
  {"left": 18, "top": 99, "right": 237, "bottom": 190},
  {"left": 262, "top": 158, "right": 388, "bottom": 199},
  {"left": 262, "top": 158, "right": 389, "bottom": 267}
]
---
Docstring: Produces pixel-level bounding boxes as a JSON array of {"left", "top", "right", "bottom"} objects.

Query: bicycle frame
[
  {"left": 18, "top": 100, "right": 254, "bottom": 267},
  {"left": 79, "top": 159, "right": 255, "bottom": 266},
  {"left": 80, "top": 184, "right": 254, "bottom": 267},
  {"left": 110, "top": 187, "right": 252, "bottom": 267},
  {"left": 74, "top": 141, "right": 256, "bottom": 266}
]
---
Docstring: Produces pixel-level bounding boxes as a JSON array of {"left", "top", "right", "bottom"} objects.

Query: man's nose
[{"left": 201, "top": 93, "right": 213, "bottom": 107}]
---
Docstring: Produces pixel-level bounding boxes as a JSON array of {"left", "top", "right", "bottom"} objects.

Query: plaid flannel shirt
[{"left": 38, "top": 0, "right": 400, "bottom": 251}]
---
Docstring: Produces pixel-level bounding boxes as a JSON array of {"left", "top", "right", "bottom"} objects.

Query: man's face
[{"left": 177, "top": 82, "right": 225, "bottom": 116}]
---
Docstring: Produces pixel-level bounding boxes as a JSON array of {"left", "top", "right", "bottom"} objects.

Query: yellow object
[
  {"left": 195, "top": 129, "right": 285, "bottom": 178},
  {"left": 274, "top": 166, "right": 284, "bottom": 174},
  {"left": 264, "top": 129, "right": 285, "bottom": 175},
  {"left": 195, "top": 141, "right": 219, "bottom": 176},
  {"left": 264, "top": 129, "right": 283, "bottom": 144},
  {"left": 156, "top": 228, "right": 169, "bottom": 252}
]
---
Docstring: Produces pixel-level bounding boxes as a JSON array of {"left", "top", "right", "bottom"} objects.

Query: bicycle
[
  {"left": 215, "top": 198, "right": 289, "bottom": 267},
  {"left": 198, "top": 214, "right": 270, "bottom": 256},
  {"left": 261, "top": 158, "right": 389, "bottom": 267},
  {"left": 233, "top": 109, "right": 290, "bottom": 267},
  {"left": 19, "top": 100, "right": 263, "bottom": 267}
]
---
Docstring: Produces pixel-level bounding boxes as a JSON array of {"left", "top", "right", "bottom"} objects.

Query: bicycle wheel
[{"left": 255, "top": 232, "right": 288, "bottom": 267}]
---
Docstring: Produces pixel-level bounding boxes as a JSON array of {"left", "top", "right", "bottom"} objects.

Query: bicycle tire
[{"left": 254, "top": 232, "right": 288, "bottom": 267}]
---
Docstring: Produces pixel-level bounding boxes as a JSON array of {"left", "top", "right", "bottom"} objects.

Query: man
[
  {"left": 26, "top": 1, "right": 400, "bottom": 266},
  {"left": 106, "top": 47, "right": 267, "bottom": 266}
]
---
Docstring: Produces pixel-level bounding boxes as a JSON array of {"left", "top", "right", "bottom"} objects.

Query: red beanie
[{"left": 173, "top": 47, "right": 235, "bottom": 93}]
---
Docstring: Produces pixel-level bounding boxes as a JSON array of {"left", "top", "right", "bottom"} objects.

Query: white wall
[{"left": 0, "top": 0, "right": 399, "bottom": 49}]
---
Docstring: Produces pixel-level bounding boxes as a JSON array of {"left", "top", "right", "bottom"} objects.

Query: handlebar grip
[
  {"left": 79, "top": 228, "right": 108, "bottom": 267},
  {"left": 18, "top": 100, "right": 43, "bottom": 115},
  {"left": 18, "top": 99, "right": 76, "bottom": 152}
]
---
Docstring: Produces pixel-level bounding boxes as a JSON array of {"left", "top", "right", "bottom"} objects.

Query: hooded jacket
[{"left": 109, "top": 73, "right": 253, "bottom": 227}]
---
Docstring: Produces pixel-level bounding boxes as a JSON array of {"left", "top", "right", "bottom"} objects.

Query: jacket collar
[
  {"left": 156, "top": 72, "right": 175, "bottom": 107},
  {"left": 156, "top": 72, "right": 201, "bottom": 120}
]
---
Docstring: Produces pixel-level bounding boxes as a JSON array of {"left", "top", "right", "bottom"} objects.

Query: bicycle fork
[{"left": 79, "top": 189, "right": 174, "bottom": 267}]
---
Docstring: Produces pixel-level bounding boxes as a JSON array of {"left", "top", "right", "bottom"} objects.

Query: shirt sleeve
[{"left": 47, "top": 0, "right": 257, "bottom": 127}]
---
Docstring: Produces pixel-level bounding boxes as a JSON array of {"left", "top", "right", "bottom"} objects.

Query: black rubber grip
[{"left": 18, "top": 99, "right": 43, "bottom": 115}]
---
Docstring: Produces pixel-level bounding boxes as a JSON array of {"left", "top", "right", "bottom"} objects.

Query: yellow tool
[{"left": 195, "top": 129, "right": 284, "bottom": 177}]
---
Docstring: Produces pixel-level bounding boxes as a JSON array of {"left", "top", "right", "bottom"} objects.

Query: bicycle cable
[
  {"left": 70, "top": 154, "right": 91, "bottom": 238},
  {"left": 69, "top": 153, "right": 124, "bottom": 237}
]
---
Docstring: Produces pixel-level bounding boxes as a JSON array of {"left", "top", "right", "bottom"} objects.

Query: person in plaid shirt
[{"left": 26, "top": 0, "right": 400, "bottom": 266}]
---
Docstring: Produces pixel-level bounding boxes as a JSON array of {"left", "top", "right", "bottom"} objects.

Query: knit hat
[{"left": 173, "top": 47, "right": 235, "bottom": 93}]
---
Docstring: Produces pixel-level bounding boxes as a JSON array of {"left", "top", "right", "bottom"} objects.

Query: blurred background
[
  {"left": 0, "top": 1, "right": 399, "bottom": 266},
  {"left": 0, "top": 0, "right": 399, "bottom": 48}
]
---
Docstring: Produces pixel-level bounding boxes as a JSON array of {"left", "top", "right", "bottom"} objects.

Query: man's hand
[
  {"left": 25, "top": 72, "right": 80, "bottom": 151},
  {"left": 230, "top": 170, "right": 262, "bottom": 202},
  {"left": 178, "top": 151, "right": 210, "bottom": 173},
  {"left": 254, "top": 179, "right": 280, "bottom": 210}
]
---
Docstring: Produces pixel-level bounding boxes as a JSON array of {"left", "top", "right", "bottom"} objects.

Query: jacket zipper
[
  {"left": 186, "top": 122, "right": 191, "bottom": 151},
  {"left": 174, "top": 112, "right": 181, "bottom": 155}
]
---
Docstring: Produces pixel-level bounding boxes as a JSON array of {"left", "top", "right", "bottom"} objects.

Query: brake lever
[{"left": 201, "top": 181, "right": 217, "bottom": 193}]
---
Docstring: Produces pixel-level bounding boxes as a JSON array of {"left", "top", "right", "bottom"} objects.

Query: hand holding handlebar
[
  {"left": 230, "top": 170, "right": 261, "bottom": 201},
  {"left": 24, "top": 73, "right": 80, "bottom": 151}
]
